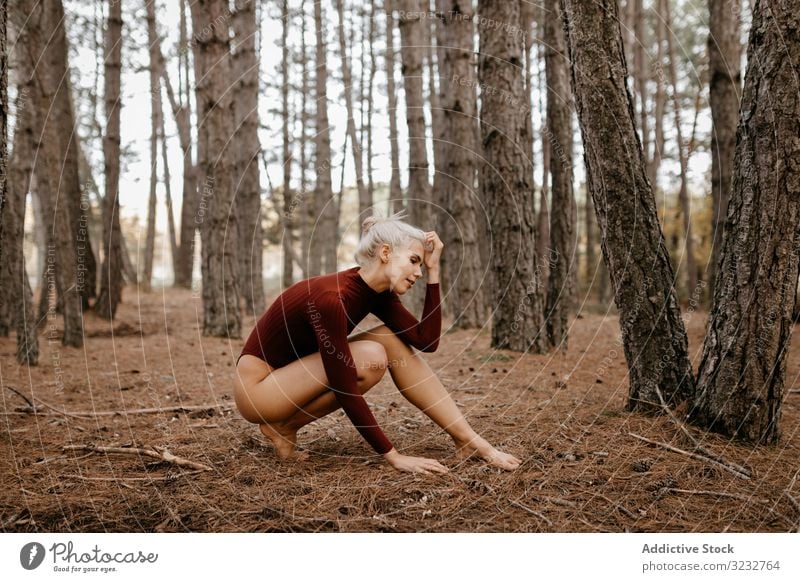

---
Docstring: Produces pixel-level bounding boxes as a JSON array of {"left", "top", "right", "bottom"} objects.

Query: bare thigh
[{"left": 234, "top": 340, "right": 388, "bottom": 424}]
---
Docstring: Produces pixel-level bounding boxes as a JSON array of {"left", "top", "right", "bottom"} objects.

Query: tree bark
[
  {"left": 1, "top": 84, "right": 39, "bottom": 364},
  {"left": 477, "top": 0, "right": 545, "bottom": 353},
  {"left": 94, "top": 0, "right": 124, "bottom": 320},
  {"left": 536, "top": 33, "right": 551, "bottom": 291},
  {"left": 385, "top": 0, "right": 403, "bottom": 214},
  {"left": 232, "top": 0, "right": 264, "bottom": 310},
  {"left": 398, "top": 0, "right": 432, "bottom": 229},
  {"left": 707, "top": 0, "right": 741, "bottom": 298},
  {"left": 543, "top": 0, "right": 576, "bottom": 351},
  {"left": 439, "top": 0, "right": 486, "bottom": 329},
  {"left": 692, "top": 0, "right": 800, "bottom": 444},
  {"left": 144, "top": 0, "right": 160, "bottom": 291},
  {"left": 562, "top": 0, "right": 694, "bottom": 409},
  {"left": 647, "top": 0, "right": 667, "bottom": 199},
  {"left": 190, "top": 0, "right": 242, "bottom": 337},
  {"left": 48, "top": 0, "right": 97, "bottom": 308},
  {"left": 279, "top": 0, "right": 294, "bottom": 291},
  {"left": 311, "top": 0, "right": 336, "bottom": 276},
  {"left": 20, "top": 0, "right": 83, "bottom": 345}
]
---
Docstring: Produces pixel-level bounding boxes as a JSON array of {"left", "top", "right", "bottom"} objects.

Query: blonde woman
[{"left": 234, "top": 211, "right": 521, "bottom": 473}]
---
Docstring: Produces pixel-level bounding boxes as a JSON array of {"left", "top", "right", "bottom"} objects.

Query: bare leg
[
  {"left": 235, "top": 341, "right": 388, "bottom": 460},
  {"left": 350, "top": 325, "right": 522, "bottom": 470}
]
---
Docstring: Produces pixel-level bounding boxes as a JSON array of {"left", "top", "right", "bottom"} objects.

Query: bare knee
[{"left": 351, "top": 340, "right": 388, "bottom": 384}]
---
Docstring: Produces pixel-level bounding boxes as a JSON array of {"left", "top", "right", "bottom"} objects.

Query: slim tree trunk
[
  {"left": 232, "top": 0, "right": 265, "bottom": 310},
  {"left": 664, "top": 0, "right": 697, "bottom": 297},
  {"left": 647, "top": 0, "right": 667, "bottom": 198},
  {"left": 426, "top": 0, "right": 445, "bottom": 228},
  {"left": 692, "top": 0, "right": 799, "bottom": 444},
  {"left": 543, "top": 0, "right": 576, "bottom": 351},
  {"left": 562, "top": 0, "right": 695, "bottom": 409},
  {"left": 22, "top": 0, "right": 83, "bottom": 345},
  {"left": 299, "top": 2, "right": 310, "bottom": 275},
  {"left": 190, "top": 0, "right": 241, "bottom": 337},
  {"left": 312, "top": 0, "right": 336, "bottom": 276},
  {"left": 144, "top": 0, "right": 160, "bottom": 291},
  {"left": 95, "top": 0, "right": 124, "bottom": 320},
  {"left": 385, "top": 0, "right": 403, "bottom": 214},
  {"left": 440, "top": 0, "right": 485, "bottom": 329},
  {"left": 634, "top": 0, "right": 649, "bottom": 164},
  {"left": 280, "top": 0, "right": 294, "bottom": 290},
  {"left": 334, "top": 0, "right": 369, "bottom": 222},
  {"left": 536, "top": 35, "right": 551, "bottom": 290},
  {"left": 707, "top": 0, "right": 741, "bottom": 297},
  {"left": 366, "top": 2, "right": 377, "bottom": 207},
  {"left": 477, "top": 0, "right": 545, "bottom": 353}
]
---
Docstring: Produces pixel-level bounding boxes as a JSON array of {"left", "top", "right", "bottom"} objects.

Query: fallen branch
[
  {"left": 10, "top": 401, "right": 233, "bottom": 418},
  {"left": 594, "top": 492, "right": 638, "bottom": 520},
  {"left": 628, "top": 432, "right": 751, "bottom": 480},
  {"left": 654, "top": 387, "right": 752, "bottom": 478},
  {"left": 509, "top": 499, "right": 553, "bottom": 526},
  {"left": 664, "top": 488, "right": 794, "bottom": 528},
  {"left": 63, "top": 472, "right": 203, "bottom": 482},
  {"left": 62, "top": 444, "right": 213, "bottom": 472},
  {"left": 5, "top": 386, "right": 34, "bottom": 409}
]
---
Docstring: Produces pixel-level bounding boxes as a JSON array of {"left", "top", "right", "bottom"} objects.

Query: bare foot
[
  {"left": 454, "top": 435, "right": 522, "bottom": 471},
  {"left": 259, "top": 422, "right": 309, "bottom": 461}
]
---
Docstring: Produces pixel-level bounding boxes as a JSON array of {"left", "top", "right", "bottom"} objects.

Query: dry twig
[{"left": 63, "top": 444, "right": 213, "bottom": 471}]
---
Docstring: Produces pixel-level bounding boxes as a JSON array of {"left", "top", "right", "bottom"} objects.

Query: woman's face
[{"left": 384, "top": 240, "right": 425, "bottom": 294}]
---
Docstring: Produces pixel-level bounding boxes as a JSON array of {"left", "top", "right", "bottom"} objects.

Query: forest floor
[{"left": 1, "top": 287, "right": 799, "bottom": 533}]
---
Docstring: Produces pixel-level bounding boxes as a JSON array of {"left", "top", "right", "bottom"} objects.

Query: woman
[{"left": 234, "top": 211, "right": 522, "bottom": 473}]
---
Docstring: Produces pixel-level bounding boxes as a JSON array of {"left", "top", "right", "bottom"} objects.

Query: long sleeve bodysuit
[{"left": 239, "top": 266, "right": 441, "bottom": 454}]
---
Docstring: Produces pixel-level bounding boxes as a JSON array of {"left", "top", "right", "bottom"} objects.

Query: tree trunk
[
  {"left": 334, "top": 0, "right": 369, "bottom": 222},
  {"left": 707, "top": 0, "right": 741, "bottom": 298},
  {"left": 647, "top": 0, "right": 667, "bottom": 199},
  {"left": 279, "top": 0, "right": 294, "bottom": 291},
  {"left": 536, "top": 35, "right": 551, "bottom": 290},
  {"left": 385, "top": 0, "right": 403, "bottom": 214},
  {"left": 1, "top": 86, "right": 39, "bottom": 364},
  {"left": 664, "top": 0, "right": 697, "bottom": 297},
  {"left": 164, "top": 0, "right": 197, "bottom": 289},
  {"left": 634, "top": 0, "right": 649, "bottom": 165},
  {"left": 426, "top": 0, "right": 445, "bottom": 230},
  {"left": 232, "top": 0, "right": 264, "bottom": 310},
  {"left": 477, "top": 0, "right": 545, "bottom": 353},
  {"left": 48, "top": 0, "right": 97, "bottom": 308},
  {"left": 439, "top": 0, "right": 485, "bottom": 329},
  {"left": 190, "top": 0, "right": 241, "bottom": 337},
  {"left": 312, "top": 0, "right": 336, "bottom": 276},
  {"left": 691, "top": 0, "right": 800, "bottom": 444},
  {"left": 298, "top": 2, "right": 310, "bottom": 277},
  {"left": 21, "top": 0, "right": 83, "bottom": 345},
  {"left": 543, "top": 0, "right": 576, "bottom": 351},
  {"left": 94, "top": 0, "right": 124, "bottom": 320},
  {"left": 366, "top": 2, "right": 377, "bottom": 207},
  {"left": 562, "top": 0, "right": 695, "bottom": 409},
  {"left": 144, "top": 0, "right": 160, "bottom": 291},
  {"left": 398, "top": 0, "right": 432, "bottom": 313},
  {"left": 398, "top": 0, "right": 432, "bottom": 229}
]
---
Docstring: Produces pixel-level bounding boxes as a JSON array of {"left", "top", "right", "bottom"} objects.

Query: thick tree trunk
[
  {"left": 664, "top": 0, "right": 697, "bottom": 297},
  {"left": 22, "top": 0, "right": 83, "bottom": 345},
  {"left": 692, "top": 0, "right": 800, "bottom": 444},
  {"left": 398, "top": 0, "right": 432, "bottom": 228},
  {"left": 190, "top": 0, "right": 241, "bottom": 337},
  {"left": 48, "top": 0, "right": 97, "bottom": 308},
  {"left": 707, "top": 0, "right": 741, "bottom": 298},
  {"left": 312, "top": 0, "right": 336, "bottom": 276},
  {"left": 232, "top": 0, "right": 264, "bottom": 310},
  {"left": 562, "top": 0, "right": 694, "bottom": 409},
  {"left": 477, "top": 0, "right": 545, "bottom": 353},
  {"left": 385, "top": 0, "right": 403, "bottom": 214},
  {"left": 399, "top": 0, "right": 432, "bottom": 313},
  {"left": 439, "top": 0, "right": 485, "bottom": 329},
  {"left": 95, "top": 0, "right": 124, "bottom": 320},
  {"left": 543, "top": 0, "right": 576, "bottom": 351}
]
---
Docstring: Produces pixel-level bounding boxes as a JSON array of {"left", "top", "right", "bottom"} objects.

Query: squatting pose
[{"left": 234, "top": 212, "right": 521, "bottom": 473}]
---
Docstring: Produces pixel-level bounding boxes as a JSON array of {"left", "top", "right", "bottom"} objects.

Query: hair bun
[{"left": 362, "top": 215, "right": 381, "bottom": 234}]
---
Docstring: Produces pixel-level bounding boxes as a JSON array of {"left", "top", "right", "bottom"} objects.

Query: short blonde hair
[{"left": 354, "top": 209, "right": 426, "bottom": 267}]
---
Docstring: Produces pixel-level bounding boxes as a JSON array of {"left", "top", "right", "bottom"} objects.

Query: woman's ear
[{"left": 379, "top": 243, "right": 391, "bottom": 264}]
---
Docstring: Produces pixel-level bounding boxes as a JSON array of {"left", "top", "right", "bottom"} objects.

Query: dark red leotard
[{"left": 239, "top": 266, "right": 441, "bottom": 454}]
